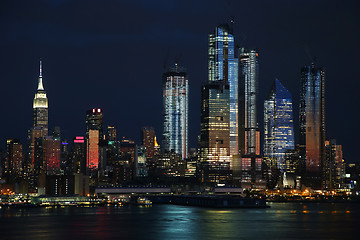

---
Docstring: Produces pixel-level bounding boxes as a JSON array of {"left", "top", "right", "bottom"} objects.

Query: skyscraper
[
  {"left": 264, "top": 79, "right": 295, "bottom": 186},
  {"left": 238, "top": 48, "right": 264, "bottom": 189},
  {"left": 199, "top": 82, "right": 231, "bottom": 167},
  {"left": 264, "top": 79, "right": 295, "bottom": 169},
  {"left": 43, "top": 136, "right": 61, "bottom": 175},
  {"left": 70, "top": 136, "right": 86, "bottom": 174},
  {"left": 5, "top": 139, "right": 23, "bottom": 182},
  {"left": 33, "top": 60, "right": 49, "bottom": 136},
  {"left": 162, "top": 63, "right": 188, "bottom": 159},
  {"left": 299, "top": 63, "right": 326, "bottom": 189},
  {"left": 239, "top": 48, "right": 260, "bottom": 156},
  {"left": 86, "top": 108, "right": 103, "bottom": 141},
  {"left": 199, "top": 24, "right": 235, "bottom": 183},
  {"left": 142, "top": 127, "right": 156, "bottom": 159},
  {"left": 324, "top": 139, "right": 345, "bottom": 190},
  {"left": 86, "top": 129, "right": 99, "bottom": 171},
  {"left": 208, "top": 24, "right": 238, "bottom": 156}
]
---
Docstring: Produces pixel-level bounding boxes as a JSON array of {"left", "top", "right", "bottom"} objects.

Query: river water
[{"left": 0, "top": 202, "right": 358, "bottom": 239}]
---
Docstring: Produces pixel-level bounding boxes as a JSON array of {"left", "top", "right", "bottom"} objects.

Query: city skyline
[{"left": 0, "top": 0, "right": 359, "bottom": 163}]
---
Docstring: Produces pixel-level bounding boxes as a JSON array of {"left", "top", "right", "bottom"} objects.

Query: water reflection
[{"left": 0, "top": 203, "right": 358, "bottom": 239}]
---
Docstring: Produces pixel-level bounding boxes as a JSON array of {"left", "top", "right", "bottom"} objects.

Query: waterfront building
[
  {"left": 263, "top": 79, "right": 295, "bottom": 187},
  {"left": 162, "top": 63, "right": 188, "bottom": 159},
  {"left": 86, "top": 108, "right": 104, "bottom": 141},
  {"left": 33, "top": 60, "right": 49, "bottom": 136},
  {"left": 44, "top": 174, "right": 89, "bottom": 196},
  {"left": 323, "top": 139, "right": 345, "bottom": 190},
  {"left": 141, "top": 127, "right": 156, "bottom": 160},
  {"left": 299, "top": 63, "right": 326, "bottom": 189},
  {"left": 155, "top": 152, "right": 185, "bottom": 177}
]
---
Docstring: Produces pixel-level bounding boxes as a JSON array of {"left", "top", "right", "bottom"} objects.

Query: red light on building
[{"left": 87, "top": 129, "right": 99, "bottom": 170}]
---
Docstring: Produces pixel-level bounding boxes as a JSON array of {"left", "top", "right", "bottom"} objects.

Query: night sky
[{"left": 0, "top": 0, "right": 359, "bottom": 162}]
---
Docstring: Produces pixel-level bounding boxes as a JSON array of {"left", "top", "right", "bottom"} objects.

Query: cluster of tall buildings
[
  {"left": 0, "top": 23, "right": 350, "bottom": 195},
  {"left": 162, "top": 23, "right": 346, "bottom": 190}
]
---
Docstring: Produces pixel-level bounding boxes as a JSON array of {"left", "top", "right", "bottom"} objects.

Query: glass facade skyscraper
[
  {"left": 239, "top": 48, "right": 260, "bottom": 156},
  {"left": 238, "top": 48, "right": 265, "bottom": 189},
  {"left": 264, "top": 79, "right": 295, "bottom": 172},
  {"left": 199, "top": 24, "right": 235, "bottom": 183},
  {"left": 299, "top": 63, "right": 326, "bottom": 189},
  {"left": 199, "top": 82, "right": 230, "bottom": 168},
  {"left": 200, "top": 24, "right": 234, "bottom": 164},
  {"left": 162, "top": 63, "right": 188, "bottom": 159},
  {"left": 208, "top": 24, "right": 238, "bottom": 156}
]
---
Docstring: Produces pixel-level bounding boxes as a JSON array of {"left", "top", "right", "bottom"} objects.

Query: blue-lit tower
[
  {"left": 264, "top": 79, "right": 295, "bottom": 172},
  {"left": 162, "top": 63, "right": 188, "bottom": 159},
  {"left": 199, "top": 23, "right": 237, "bottom": 184},
  {"left": 208, "top": 24, "right": 238, "bottom": 157}
]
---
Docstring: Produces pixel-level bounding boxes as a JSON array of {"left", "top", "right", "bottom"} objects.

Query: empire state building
[{"left": 33, "top": 60, "right": 48, "bottom": 136}]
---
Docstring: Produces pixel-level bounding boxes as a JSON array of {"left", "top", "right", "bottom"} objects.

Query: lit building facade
[
  {"left": 208, "top": 24, "right": 238, "bottom": 156},
  {"left": 141, "top": 127, "right": 156, "bottom": 159},
  {"left": 264, "top": 79, "right": 295, "bottom": 172},
  {"left": 43, "top": 136, "right": 61, "bottom": 175},
  {"left": 162, "top": 63, "right": 188, "bottom": 159},
  {"left": 33, "top": 60, "right": 49, "bottom": 136},
  {"left": 86, "top": 108, "right": 103, "bottom": 141},
  {"left": 299, "top": 63, "right": 326, "bottom": 189},
  {"left": 239, "top": 48, "right": 260, "bottom": 156},
  {"left": 107, "top": 126, "right": 117, "bottom": 141},
  {"left": 199, "top": 82, "right": 231, "bottom": 169},
  {"left": 238, "top": 48, "right": 264, "bottom": 189},
  {"left": 86, "top": 129, "right": 99, "bottom": 171},
  {"left": 5, "top": 139, "right": 23, "bottom": 182},
  {"left": 28, "top": 127, "right": 45, "bottom": 170},
  {"left": 70, "top": 136, "right": 86, "bottom": 174},
  {"left": 199, "top": 24, "right": 236, "bottom": 177},
  {"left": 135, "top": 145, "right": 148, "bottom": 177},
  {"left": 324, "top": 139, "right": 345, "bottom": 190}
]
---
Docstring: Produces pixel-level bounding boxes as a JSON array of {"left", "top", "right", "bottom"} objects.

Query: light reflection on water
[{"left": 0, "top": 203, "right": 358, "bottom": 239}]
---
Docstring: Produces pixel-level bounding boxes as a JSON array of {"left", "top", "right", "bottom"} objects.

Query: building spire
[
  {"left": 39, "top": 59, "right": 42, "bottom": 77},
  {"left": 37, "top": 59, "right": 44, "bottom": 90}
]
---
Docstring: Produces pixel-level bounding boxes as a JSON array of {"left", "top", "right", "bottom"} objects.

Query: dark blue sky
[{"left": 0, "top": 0, "right": 359, "bottom": 162}]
